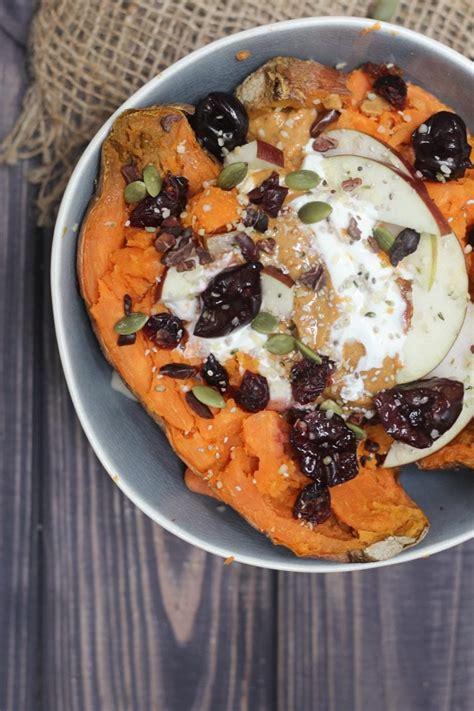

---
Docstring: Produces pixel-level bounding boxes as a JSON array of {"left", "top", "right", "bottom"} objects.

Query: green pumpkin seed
[
  {"left": 192, "top": 385, "right": 226, "bottom": 409},
  {"left": 143, "top": 164, "right": 162, "bottom": 197},
  {"left": 346, "top": 422, "right": 367, "bottom": 440},
  {"left": 285, "top": 169, "right": 321, "bottom": 191},
  {"left": 265, "top": 334, "right": 296, "bottom": 355},
  {"left": 373, "top": 226, "right": 395, "bottom": 252},
  {"left": 124, "top": 180, "right": 147, "bottom": 203},
  {"left": 217, "top": 162, "right": 248, "bottom": 190},
  {"left": 368, "top": 0, "right": 399, "bottom": 22},
  {"left": 114, "top": 312, "right": 149, "bottom": 335},
  {"left": 251, "top": 311, "right": 278, "bottom": 334},
  {"left": 319, "top": 399, "right": 343, "bottom": 415},
  {"left": 295, "top": 339, "right": 322, "bottom": 364},
  {"left": 298, "top": 201, "right": 332, "bottom": 224}
]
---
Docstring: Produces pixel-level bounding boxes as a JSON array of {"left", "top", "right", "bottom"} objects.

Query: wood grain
[
  {"left": 277, "top": 545, "right": 474, "bottom": 711},
  {"left": 37, "top": 242, "right": 276, "bottom": 711},
  {"left": 0, "top": 17, "right": 40, "bottom": 711},
  {"left": 0, "top": 3, "right": 473, "bottom": 710}
]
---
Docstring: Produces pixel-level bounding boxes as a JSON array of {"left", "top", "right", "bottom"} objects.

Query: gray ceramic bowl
[{"left": 52, "top": 16, "right": 474, "bottom": 572}]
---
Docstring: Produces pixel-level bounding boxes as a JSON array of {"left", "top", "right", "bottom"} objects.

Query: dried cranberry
[
  {"left": 243, "top": 207, "right": 269, "bottom": 233},
  {"left": 117, "top": 333, "right": 136, "bottom": 346},
  {"left": 412, "top": 112, "right": 472, "bottom": 181},
  {"left": 299, "top": 265, "right": 325, "bottom": 290},
  {"left": 389, "top": 228, "right": 420, "bottom": 266},
  {"left": 159, "top": 363, "right": 197, "bottom": 379},
  {"left": 290, "top": 410, "right": 358, "bottom": 486},
  {"left": 185, "top": 391, "right": 213, "bottom": 419},
  {"left": 290, "top": 357, "right": 332, "bottom": 405},
  {"left": 130, "top": 174, "right": 189, "bottom": 228},
  {"left": 467, "top": 225, "right": 474, "bottom": 248},
  {"left": 235, "top": 371, "right": 269, "bottom": 412},
  {"left": 190, "top": 92, "right": 249, "bottom": 160},
  {"left": 362, "top": 62, "right": 402, "bottom": 80},
  {"left": 310, "top": 109, "right": 341, "bottom": 138},
  {"left": 293, "top": 480, "right": 331, "bottom": 524},
  {"left": 364, "top": 438, "right": 380, "bottom": 453},
  {"left": 373, "top": 74, "right": 407, "bottom": 110},
  {"left": 373, "top": 377, "right": 464, "bottom": 448},
  {"left": 194, "top": 261, "right": 262, "bottom": 338},
  {"left": 247, "top": 172, "right": 288, "bottom": 218},
  {"left": 143, "top": 313, "right": 185, "bottom": 349},
  {"left": 201, "top": 354, "right": 229, "bottom": 393},
  {"left": 235, "top": 232, "right": 259, "bottom": 261}
]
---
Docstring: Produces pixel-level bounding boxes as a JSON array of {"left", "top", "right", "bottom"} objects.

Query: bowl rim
[{"left": 51, "top": 15, "right": 474, "bottom": 573}]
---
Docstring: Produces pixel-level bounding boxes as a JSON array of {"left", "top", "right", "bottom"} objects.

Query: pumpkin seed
[
  {"left": 265, "top": 334, "right": 295, "bottom": 355},
  {"left": 298, "top": 201, "right": 332, "bottom": 224},
  {"left": 143, "top": 164, "right": 162, "bottom": 197},
  {"left": 124, "top": 180, "right": 147, "bottom": 203},
  {"left": 295, "top": 339, "right": 322, "bottom": 364},
  {"left": 217, "top": 162, "right": 248, "bottom": 190},
  {"left": 373, "top": 226, "right": 395, "bottom": 252},
  {"left": 368, "top": 0, "right": 399, "bottom": 22},
  {"left": 114, "top": 312, "right": 149, "bottom": 335},
  {"left": 346, "top": 422, "right": 367, "bottom": 440},
  {"left": 319, "top": 399, "right": 343, "bottom": 415},
  {"left": 192, "top": 385, "right": 226, "bottom": 409},
  {"left": 251, "top": 311, "right": 278, "bottom": 334},
  {"left": 285, "top": 169, "right": 321, "bottom": 191}
]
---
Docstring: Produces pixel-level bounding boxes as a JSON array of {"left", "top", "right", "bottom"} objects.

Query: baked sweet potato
[{"left": 77, "top": 92, "right": 432, "bottom": 561}]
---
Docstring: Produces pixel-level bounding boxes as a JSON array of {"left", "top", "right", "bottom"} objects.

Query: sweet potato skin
[
  {"left": 235, "top": 56, "right": 349, "bottom": 111},
  {"left": 78, "top": 99, "right": 430, "bottom": 562}
]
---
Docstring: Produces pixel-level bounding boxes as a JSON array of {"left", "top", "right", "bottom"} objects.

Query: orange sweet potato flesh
[
  {"left": 78, "top": 99, "right": 430, "bottom": 561},
  {"left": 418, "top": 420, "right": 474, "bottom": 470}
]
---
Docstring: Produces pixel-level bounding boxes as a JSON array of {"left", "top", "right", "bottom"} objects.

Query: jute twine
[{"left": 1, "top": 0, "right": 471, "bottom": 225}]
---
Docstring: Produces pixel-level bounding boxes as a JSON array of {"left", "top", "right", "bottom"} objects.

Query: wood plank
[
  {"left": 0, "top": 22, "right": 41, "bottom": 711},
  {"left": 277, "top": 541, "right": 474, "bottom": 711},
  {"left": 39, "top": 247, "right": 276, "bottom": 710}
]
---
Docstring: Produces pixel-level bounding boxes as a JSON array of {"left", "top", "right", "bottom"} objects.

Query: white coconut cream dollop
[{"left": 290, "top": 140, "right": 410, "bottom": 401}]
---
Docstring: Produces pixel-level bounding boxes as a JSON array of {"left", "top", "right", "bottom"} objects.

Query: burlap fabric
[{"left": 1, "top": 0, "right": 471, "bottom": 224}]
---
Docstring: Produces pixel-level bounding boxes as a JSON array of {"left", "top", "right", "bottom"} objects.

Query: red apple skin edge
[{"left": 256, "top": 139, "right": 285, "bottom": 167}]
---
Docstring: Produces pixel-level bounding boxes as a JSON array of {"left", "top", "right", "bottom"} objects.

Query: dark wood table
[{"left": 1, "top": 3, "right": 473, "bottom": 709}]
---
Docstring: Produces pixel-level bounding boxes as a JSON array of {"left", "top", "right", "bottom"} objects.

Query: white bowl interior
[{"left": 52, "top": 17, "right": 474, "bottom": 572}]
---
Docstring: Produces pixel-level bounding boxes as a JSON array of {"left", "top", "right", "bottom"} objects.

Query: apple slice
[
  {"left": 384, "top": 303, "right": 474, "bottom": 467},
  {"left": 225, "top": 139, "right": 285, "bottom": 171},
  {"left": 261, "top": 269, "right": 294, "bottom": 319},
  {"left": 323, "top": 128, "right": 415, "bottom": 178},
  {"left": 397, "top": 230, "right": 468, "bottom": 383},
  {"left": 320, "top": 154, "right": 468, "bottom": 380},
  {"left": 322, "top": 154, "right": 450, "bottom": 236}
]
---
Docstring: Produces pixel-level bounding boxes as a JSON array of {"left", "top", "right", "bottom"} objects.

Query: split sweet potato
[{"left": 80, "top": 79, "right": 468, "bottom": 561}]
